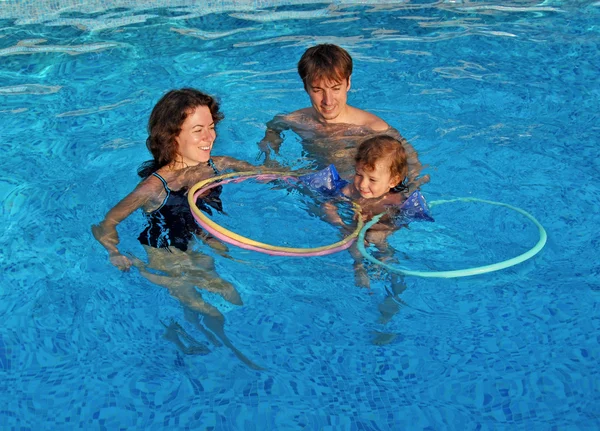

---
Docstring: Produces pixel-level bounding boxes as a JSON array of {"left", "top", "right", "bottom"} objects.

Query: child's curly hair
[{"left": 355, "top": 135, "right": 408, "bottom": 188}]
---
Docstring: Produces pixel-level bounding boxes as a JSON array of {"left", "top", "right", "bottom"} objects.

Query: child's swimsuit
[{"left": 138, "top": 159, "right": 222, "bottom": 252}]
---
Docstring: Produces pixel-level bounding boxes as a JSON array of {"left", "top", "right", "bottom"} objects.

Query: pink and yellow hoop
[{"left": 188, "top": 171, "right": 362, "bottom": 257}]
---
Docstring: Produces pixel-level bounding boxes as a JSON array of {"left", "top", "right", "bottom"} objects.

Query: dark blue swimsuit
[{"left": 138, "top": 159, "right": 222, "bottom": 252}]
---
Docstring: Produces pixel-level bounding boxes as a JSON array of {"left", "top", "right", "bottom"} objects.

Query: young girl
[
  {"left": 92, "top": 88, "right": 262, "bottom": 368},
  {"left": 343, "top": 134, "right": 409, "bottom": 229},
  {"left": 340, "top": 135, "right": 413, "bottom": 334},
  {"left": 327, "top": 134, "right": 410, "bottom": 244},
  {"left": 323, "top": 135, "right": 410, "bottom": 328}
]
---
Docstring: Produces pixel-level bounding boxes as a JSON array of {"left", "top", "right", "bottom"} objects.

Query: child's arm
[
  {"left": 322, "top": 201, "right": 345, "bottom": 226},
  {"left": 322, "top": 183, "right": 354, "bottom": 227}
]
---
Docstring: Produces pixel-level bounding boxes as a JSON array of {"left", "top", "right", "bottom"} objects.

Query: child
[
  {"left": 325, "top": 135, "right": 411, "bottom": 292},
  {"left": 336, "top": 135, "right": 415, "bottom": 334},
  {"left": 92, "top": 88, "right": 262, "bottom": 369},
  {"left": 343, "top": 134, "right": 409, "bottom": 229},
  {"left": 327, "top": 134, "right": 410, "bottom": 240}
]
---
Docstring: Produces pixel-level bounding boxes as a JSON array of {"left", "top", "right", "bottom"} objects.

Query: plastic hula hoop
[
  {"left": 357, "top": 197, "right": 547, "bottom": 278},
  {"left": 188, "top": 171, "right": 363, "bottom": 257}
]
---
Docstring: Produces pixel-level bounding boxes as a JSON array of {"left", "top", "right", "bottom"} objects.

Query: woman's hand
[
  {"left": 93, "top": 223, "right": 130, "bottom": 270},
  {"left": 109, "top": 252, "right": 132, "bottom": 271}
]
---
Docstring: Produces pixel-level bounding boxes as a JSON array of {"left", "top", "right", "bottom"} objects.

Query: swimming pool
[{"left": 1, "top": 0, "right": 598, "bottom": 429}]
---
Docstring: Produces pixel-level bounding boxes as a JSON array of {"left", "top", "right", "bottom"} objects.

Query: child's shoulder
[{"left": 385, "top": 191, "right": 407, "bottom": 206}]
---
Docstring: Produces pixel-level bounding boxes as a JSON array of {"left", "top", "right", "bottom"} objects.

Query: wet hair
[
  {"left": 137, "top": 88, "right": 224, "bottom": 178},
  {"left": 297, "top": 44, "right": 353, "bottom": 89},
  {"left": 355, "top": 135, "right": 408, "bottom": 192}
]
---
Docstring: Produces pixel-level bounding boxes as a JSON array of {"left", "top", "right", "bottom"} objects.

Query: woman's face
[{"left": 175, "top": 105, "right": 216, "bottom": 166}]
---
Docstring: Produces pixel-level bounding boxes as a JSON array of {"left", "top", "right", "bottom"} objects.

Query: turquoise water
[{"left": 1, "top": 1, "right": 599, "bottom": 429}]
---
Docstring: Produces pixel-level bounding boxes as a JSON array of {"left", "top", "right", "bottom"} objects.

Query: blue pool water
[{"left": 1, "top": 1, "right": 599, "bottom": 429}]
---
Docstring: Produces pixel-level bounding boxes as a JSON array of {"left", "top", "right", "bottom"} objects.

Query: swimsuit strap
[
  {"left": 390, "top": 177, "right": 408, "bottom": 194},
  {"left": 208, "top": 158, "right": 220, "bottom": 175},
  {"left": 151, "top": 172, "right": 171, "bottom": 212}
]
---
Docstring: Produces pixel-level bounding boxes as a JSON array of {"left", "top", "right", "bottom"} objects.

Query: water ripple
[
  {"left": 433, "top": 60, "right": 498, "bottom": 81},
  {"left": 0, "top": 84, "right": 61, "bottom": 95},
  {"left": 0, "top": 39, "right": 123, "bottom": 57},
  {"left": 230, "top": 7, "right": 342, "bottom": 22},
  {"left": 455, "top": 5, "right": 564, "bottom": 14},
  {"left": 0, "top": 107, "right": 28, "bottom": 114},
  {"left": 171, "top": 26, "right": 260, "bottom": 40},
  {"left": 56, "top": 91, "right": 143, "bottom": 117},
  {"left": 233, "top": 34, "right": 365, "bottom": 49},
  {"left": 44, "top": 14, "right": 159, "bottom": 32}
]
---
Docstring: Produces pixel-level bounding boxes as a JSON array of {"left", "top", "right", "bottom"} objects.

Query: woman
[{"left": 93, "top": 88, "right": 262, "bottom": 369}]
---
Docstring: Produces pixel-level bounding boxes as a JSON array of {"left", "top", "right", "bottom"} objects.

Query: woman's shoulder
[{"left": 136, "top": 171, "right": 168, "bottom": 193}]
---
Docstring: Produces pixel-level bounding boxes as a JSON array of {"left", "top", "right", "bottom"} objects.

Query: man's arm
[
  {"left": 385, "top": 127, "right": 430, "bottom": 191},
  {"left": 257, "top": 114, "right": 288, "bottom": 165}
]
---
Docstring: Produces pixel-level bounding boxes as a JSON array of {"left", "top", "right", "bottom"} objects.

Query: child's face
[
  {"left": 175, "top": 105, "right": 216, "bottom": 165},
  {"left": 353, "top": 161, "right": 399, "bottom": 199}
]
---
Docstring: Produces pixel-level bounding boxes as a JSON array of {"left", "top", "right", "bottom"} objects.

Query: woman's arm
[
  {"left": 91, "top": 177, "right": 161, "bottom": 270},
  {"left": 214, "top": 156, "right": 257, "bottom": 172}
]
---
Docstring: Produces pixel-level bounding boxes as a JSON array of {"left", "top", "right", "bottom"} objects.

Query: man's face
[{"left": 306, "top": 76, "right": 351, "bottom": 123}]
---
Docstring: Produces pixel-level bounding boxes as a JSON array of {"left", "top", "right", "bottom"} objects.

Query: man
[{"left": 258, "top": 43, "right": 428, "bottom": 189}]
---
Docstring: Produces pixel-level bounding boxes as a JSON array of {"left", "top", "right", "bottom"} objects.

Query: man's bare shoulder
[
  {"left": 285, "top": 108, "right": 316, "bottom": 122},
  {"left": 268, "top": 107, "right": 389, "bottom": 136},
  {"left": 271, "top": 108, "right": 320, "bottom": 130},
  {"left": 347, "top": 106, "right": 389, "bottom": 131}
]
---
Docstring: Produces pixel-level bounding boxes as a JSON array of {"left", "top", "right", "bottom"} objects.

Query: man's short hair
[{"left": 297, "top": 44, "right": 353, "bottom": 88}]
